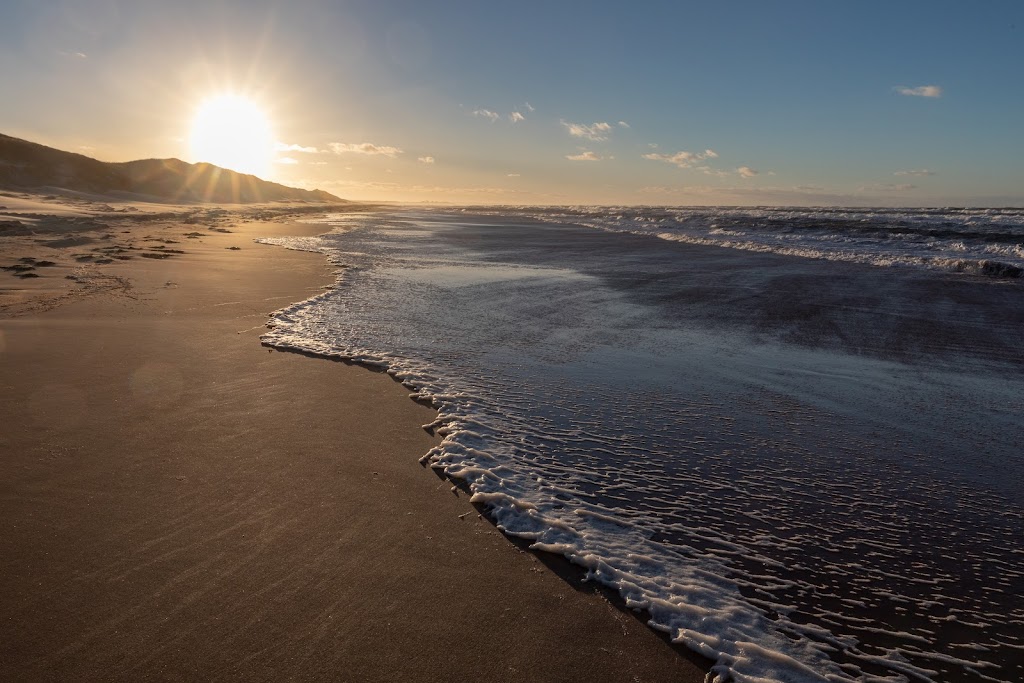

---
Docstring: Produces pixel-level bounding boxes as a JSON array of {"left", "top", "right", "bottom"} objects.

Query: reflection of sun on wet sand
[{"left": 0, "top": 190, "right": 709, "bottom": 682}]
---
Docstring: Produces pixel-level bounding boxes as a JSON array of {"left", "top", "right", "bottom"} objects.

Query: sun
[{"left": 188, "top": 94, "right": 275, "bottom": 178}]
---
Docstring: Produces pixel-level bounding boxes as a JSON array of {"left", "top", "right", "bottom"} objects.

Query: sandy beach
[
  {"left": 0, "top": 196, "right": 709, "bottom": 682},
  {"left": 4, "top": 3, "right": 1021, "bottom": 678}
]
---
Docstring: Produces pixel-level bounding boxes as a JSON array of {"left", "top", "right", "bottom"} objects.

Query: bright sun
[{"left": 188, "top": 94, "right": 275, "bottom": 178}]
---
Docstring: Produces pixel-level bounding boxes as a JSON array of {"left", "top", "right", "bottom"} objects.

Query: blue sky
[{"left": 2, "top": 0, "right": 1022, "bottom": 205}]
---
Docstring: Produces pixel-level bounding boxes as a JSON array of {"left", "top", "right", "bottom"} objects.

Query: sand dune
[{"left": 0, "top": 133, "right": 342, "bottom": 204}]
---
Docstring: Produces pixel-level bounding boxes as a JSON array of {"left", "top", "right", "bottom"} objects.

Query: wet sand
[{"left": 0, "top": 202, "right": 709, "bottom": 682}]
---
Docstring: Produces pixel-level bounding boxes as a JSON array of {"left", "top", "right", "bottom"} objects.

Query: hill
[{"left": 0, "top": 133, "right": 343, "bottom": 203}]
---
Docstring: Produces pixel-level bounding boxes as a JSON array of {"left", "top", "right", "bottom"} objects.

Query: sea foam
[{"left": 258, "top": 207, "right": 1024, "bottom": 683}]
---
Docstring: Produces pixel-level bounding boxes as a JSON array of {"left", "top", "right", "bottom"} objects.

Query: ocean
[{"left": 259, "top": 206, "right": 1024, "bottom": 683}]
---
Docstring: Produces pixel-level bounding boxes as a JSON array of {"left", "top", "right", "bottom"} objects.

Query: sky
[{"left": 2, "top": 0, "right": 1023, "bottom": 206}]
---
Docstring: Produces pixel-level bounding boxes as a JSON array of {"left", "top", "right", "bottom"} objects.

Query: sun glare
[{"left": 188, "top": 94, "right": 274, "bottom": 178}]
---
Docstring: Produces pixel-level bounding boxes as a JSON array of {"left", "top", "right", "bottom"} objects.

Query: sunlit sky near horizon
[{"left": 2, "top": 0, "right": 1023, "bottom": 206}]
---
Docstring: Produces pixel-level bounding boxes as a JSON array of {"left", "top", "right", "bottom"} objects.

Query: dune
[{"left": 0, "top": 133, "right": 342, "bottom": 204}]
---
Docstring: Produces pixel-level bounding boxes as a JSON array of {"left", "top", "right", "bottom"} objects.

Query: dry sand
[{"left": 0, "top": 197, "right": 709, "bottom": 682}]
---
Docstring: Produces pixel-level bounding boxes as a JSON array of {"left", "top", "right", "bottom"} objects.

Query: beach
[
  {"left": 4, "top": 1, "right": 1021, "bottom": 679},
  {"left": 0, "top": 198, "right": 709, "bottom": 682}
]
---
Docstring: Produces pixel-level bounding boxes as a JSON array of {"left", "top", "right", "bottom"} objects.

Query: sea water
[{"left": 259, "top": 207, "right": 1024, "bottom": 683}]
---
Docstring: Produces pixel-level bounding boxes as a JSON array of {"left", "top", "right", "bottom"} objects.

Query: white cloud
[
  {"left": 562, "top": 121, "right": 613, "bottom": 141},
  {"left": 472, "top": 108, "right": 500, "bottom": 122},
  {"left": 507, "top": 173, "right": 521, "bottom": 177},
  {"left": 473, "top": 106, "right": 529, "bottom": 124},
  {"left": 328, "top": 142, "right": 403, "bottom": 157},
  {"left": 276, "top": 142, "right": 320, "bottom": 153},
  {"left": 642, "top": 149, "right": 718, "bottom": 169},
  {"left": 894, "top": 169, "right": 935, "bottom": 177},
  {"left": 737, "top": 166, "right": 759, "bottom": 178},
  {"left": 637, "top": 184, "right": 874, "bottom": 206},
  {"left": 566, "top": 151, "right": 603, "bottom": 161},
  {"left": 860, "top": 183, "right": 917, "bottom": 192},
  {"left": 524, "top": 102, "right": 535, "bottom": 112},
  {"left": 276, "top": 157, "right": 299, "bottom": 165},
  {"left": 418, "top": 156, "right": 435, "bottom": 164},
  {"left": 617, "top": 121, "right": 630, "bottom": 128},
  {"left": 895, "top": 85, "right": 942, "bottom": 98},
  {"left": 312, "top": 178, "right": 534, "bottom": 197},
  {"left": 58, "top": 51, "right": 87, "bottom": 59}
]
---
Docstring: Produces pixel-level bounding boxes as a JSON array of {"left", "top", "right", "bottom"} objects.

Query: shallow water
[{"left": 261, "top": 208, "right": 1024, "bottom": 683}]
